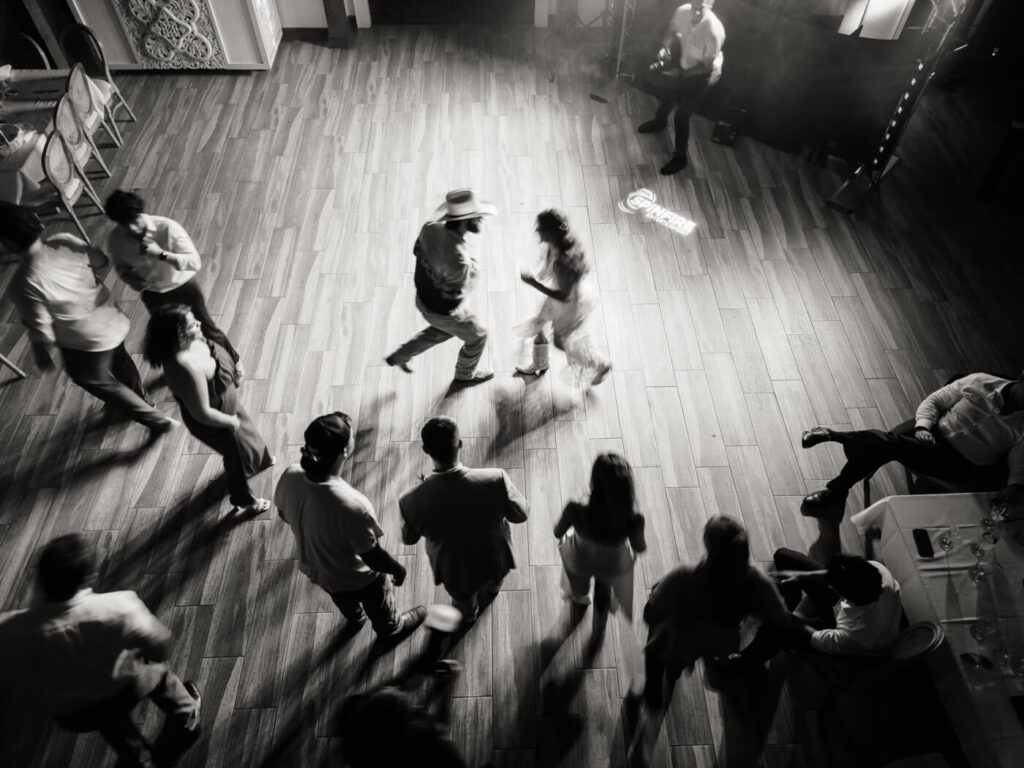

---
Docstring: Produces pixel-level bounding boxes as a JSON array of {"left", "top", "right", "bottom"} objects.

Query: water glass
[
  {"left": 938, "top": 530, "right": 955, "bottom": 552},
  {"left": 969, "top": 616, "right": 998, "bottom": 642}
]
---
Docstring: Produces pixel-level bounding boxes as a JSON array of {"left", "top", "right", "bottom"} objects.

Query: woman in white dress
[{"left": 516, "top": 209, "right": 612, "bottom": 386}]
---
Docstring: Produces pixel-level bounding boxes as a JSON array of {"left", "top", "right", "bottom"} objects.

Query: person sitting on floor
[
  {"left": 801, "top": 372, "right": 1024, "bottom": 517},
  {"left": 736, "top": 549, "right": 903, "bottom": 666}
]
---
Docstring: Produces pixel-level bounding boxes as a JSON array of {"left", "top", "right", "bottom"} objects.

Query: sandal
[{"left": 236, "top": 498, "right": 270, "bottom": 516}]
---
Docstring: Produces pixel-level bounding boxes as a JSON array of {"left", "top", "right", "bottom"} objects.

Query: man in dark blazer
[{"left": 400, "top": 417, "right": 529, "bottom": 623}]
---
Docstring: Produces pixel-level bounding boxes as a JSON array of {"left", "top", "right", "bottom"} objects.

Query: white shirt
[
  {"left": 915, "top": 373, "right": 1024, "bottom": 484},
  {"left": 274, "top": 465, "right": 384, "bottom": 592},
  {"left": 669, "top": 4, "right": 726, "bottom": 84},
  {"left": 13, "top": 234, "right": 131, "bottom": 352},
  {"left": 106, "top": 214, "right": 200, "bottom": 293},
  {"left": 811, "top": 562, "right": 902, "bottom": 655}
]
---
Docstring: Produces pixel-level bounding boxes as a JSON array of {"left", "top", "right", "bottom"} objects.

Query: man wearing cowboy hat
[{"left": 385, "top": 188, "right": 496, "bottom": 384}]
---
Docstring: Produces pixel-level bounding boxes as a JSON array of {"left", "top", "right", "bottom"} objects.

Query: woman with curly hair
[
  {"left": 554, "top": 453, "right": 646, "bottom": 643},
  {"left": 144, "top": 304, "right": 273, "bottom": 514},
  {"left": 517, "top": 208, "right": 612, "bottom": 386}
]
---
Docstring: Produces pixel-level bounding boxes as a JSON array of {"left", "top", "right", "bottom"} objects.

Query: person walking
[
  {"left": 385, "top": 188, "right": 496, "bottom": 385},
  {"left": 275, "top": 412, "right": 426, "bottom": 640}
]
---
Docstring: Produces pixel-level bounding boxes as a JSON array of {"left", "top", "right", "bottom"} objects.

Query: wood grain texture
[{"left": 0, "top": 25, "right": 1018, "bottom": 768}]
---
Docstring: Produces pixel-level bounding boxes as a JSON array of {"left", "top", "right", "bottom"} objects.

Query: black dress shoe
[
  {"left": 659, "top": 155, "right": 688, "bottom": 175},
  {"left": 637, "top": 119, "right": 667, "bottom": 133},
  {"left": 801, "top": 427, "right": 833, "bottom": 449},
  {"left": 800, "top": 489, "right": 847, "bottom": 517}
]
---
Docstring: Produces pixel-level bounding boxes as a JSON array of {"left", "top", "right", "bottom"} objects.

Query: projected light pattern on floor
[{"left": 618, "top": 188, "right": 696, "bottom": 236}]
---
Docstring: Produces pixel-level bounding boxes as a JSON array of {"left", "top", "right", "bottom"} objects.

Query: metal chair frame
[
  {"left": 59, "top": 23, "right": 137, "bottom": 125},
  {"left": 41, "top": 129, "right": 104, "bottom": 244},
  {"left": 54, "top": 94, "right": 111, "bottom": 179},
  {"left": 66, "top": 63, "right": 121, "bottom": 148}
]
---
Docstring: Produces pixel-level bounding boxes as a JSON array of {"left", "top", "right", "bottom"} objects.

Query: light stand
[{"left": 828, "top": 0, "right": 974, "bottom": 213}]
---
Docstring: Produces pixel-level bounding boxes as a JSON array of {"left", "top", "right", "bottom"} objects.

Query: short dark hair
[
  {"left": 421, "top": 417, "right": 460, "bottom": 463},
  {"left": 0, "top": 201, "right": 44, "bottom": 250},
  {"left": 703, "top": 516, "right": 750, "bottom": 569},
  {"left": 144, "top": 303, "right": 194, "bottom": 366},
  {"left": 104, "top": 189, "right": 145, "bottom": 225},
  {"left": 827, "top": 554, "right": 883, "bottom": 605},
  {"left": 38, "top": 534, "right": 95, "bottom": 602}
]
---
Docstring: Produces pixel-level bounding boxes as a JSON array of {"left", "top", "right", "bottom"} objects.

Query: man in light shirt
[
  {"left": 0, "top": 534, "right": 201, "bottom": 767},
  {"left": 1, "top": 202, "right": 176, "bottom": 433},
  {"left": 384, "top": 188, "right": 496, "bottom": 385},
  {"left": 736, "top": 550, "right": 903, "bottom": 664},
  {"left": 801, "top": 373, "right": 1024, "bottom": 516},
  {"left": 104, "top": 190, "right": 245, "bottom": 384},
  {"left": 637, "top": 1, "right": 726, "bottom": 175}
]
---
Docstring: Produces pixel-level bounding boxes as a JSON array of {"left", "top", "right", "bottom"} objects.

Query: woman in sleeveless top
[
  {"left": 554, "top": 453, "right": 646, "bottom": 642},
  {"left": 517, "top": 209, "right": 612, "bottom": 387},
  {"left": 145, "top": 304, "right": 272, "bottom": 513}
]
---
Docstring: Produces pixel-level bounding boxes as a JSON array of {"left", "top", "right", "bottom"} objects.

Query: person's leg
[
  {"left": 740, "top": 616, "right": 814, "bottom": 665},
  {"left": 516, "top": 330, "right": 550, "bottom": 375},
  {"left": 329, "top": 587, "right": 369, "bottom": 626},
  {"left": 221, "top": 440, "right": 257, "bottom": 508},
  {"left": 147, "top": 666, "right": 202, "bottom": 768},
  {"left": 560, "top": 564, "right": 592, "bottom": 605},
  {"left": 591, "top": 580, "right": 612, "bottom": 639},
  {"left": 386, "top": 300, "right": 455, "bottom": 370},
  {"left": 63, "top": 346, "right": 167, "bottom": 428},
  {"left": 56, "top": 692, "right": 154, "bottom": 768},
  {"left": 354, "top": 574, "right": 402, "bottom": 636},
  {"left": 440, "top": 309, "right": 489, "bottom": 380},
  {"left": 450, "top": 589, "right": 480, "bottom": 624}
]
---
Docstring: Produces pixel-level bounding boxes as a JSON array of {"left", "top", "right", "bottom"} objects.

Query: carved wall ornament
[{"left": 117, "top": 0, "right": 226, "bottom": 69}]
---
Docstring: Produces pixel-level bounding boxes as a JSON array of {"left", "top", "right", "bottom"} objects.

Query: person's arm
[
  {"left": 360, "top": 543, "right": 408, "bottom": 586},
  {"left": 643, "top": 569, "right": 683, "bottom": 626},
  {"left": 629, "top": 514, "right": 648, "bottom": 554},
  {"left": 810, "top": 626, "right": 870, "bottom": 656},
  {"left": 120, "top": 592, "right": 173, "bottom": 662},
  {"left": 519, "top": 271, "right": 572, "bottom": 302},
  {"left": 992, "top": 437, "right": 1024, "bottom": 508},
  {"left": 775, "top": 568, "right": 828, "bottom": 589},
  {"left": 399, "top": 498, "right": 422, "bottom": 546},
  {"left": 161, "top": 220, "right": 202, "bottom": 272},
  {"left": 915, "top": 377, "right": 967, "bottom": 432},
  {"left": 552, "top": 503, "right": 574, "bottom": 539},
  {"left": 168, "top": 360, "right": 240, "bottom": 430},
  {"left": 11, "top": 276, "right": 56, "bottom": 370},
  {"left": 502, "top": 470, "right": 529, "bottom": 523}
]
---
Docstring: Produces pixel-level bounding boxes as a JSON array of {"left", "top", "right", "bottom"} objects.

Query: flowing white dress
[{"left": 516, "top": 244, "right": 604, "bottom": 386}]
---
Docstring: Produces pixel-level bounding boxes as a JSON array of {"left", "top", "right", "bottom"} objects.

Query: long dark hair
[
  {"left": 536, "top": 208, "right": 588, "bottom": 279},
  {"left": 587, "top": 453, "right": 637, "bottom": 537},
  {"left": 699, "top": 516, "right": 753, "bottom": 626},
  {"left": 144, "top": 303, "right": 194, "bottom": 367}
]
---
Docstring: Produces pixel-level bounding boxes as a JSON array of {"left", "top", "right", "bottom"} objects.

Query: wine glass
[
  {"left": 969, "top": 616, "right": 998, "bottom": 642},
  {"left": 968, "top": 540, "right": 987, "bottom": 583},
  {"left": 938, "top": 529, "right": 955, "bottom": 576}
]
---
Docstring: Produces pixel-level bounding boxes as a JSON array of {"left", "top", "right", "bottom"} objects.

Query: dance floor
[{"left": 1, "top": 25, "right": 1021, "bottom": 768}]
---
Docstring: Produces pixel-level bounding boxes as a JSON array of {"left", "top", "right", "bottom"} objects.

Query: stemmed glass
[{"left": 968, "top": 540, "right": 987, "bottom": 583}]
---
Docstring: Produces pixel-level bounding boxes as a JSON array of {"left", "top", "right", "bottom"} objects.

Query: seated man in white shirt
[
  {"left": 0, "top": 534, "right": 201, "bottom": 767},
  {"left": 736, "top": 549, "right": 903, "bottom": 666},
  {"left": 637, "top": 1, "right": 726, "bottom": 175},
  {"left": 801, "top": 373, "right": 1023, "bottom": 517}
]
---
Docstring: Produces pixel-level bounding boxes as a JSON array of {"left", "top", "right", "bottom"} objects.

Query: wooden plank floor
[{"left": 2, "top": 27, "right": 1022, "bottom": 768}]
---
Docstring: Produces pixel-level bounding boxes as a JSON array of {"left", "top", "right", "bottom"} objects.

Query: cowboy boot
[{"left": 516, "top": 342, "right": 550, "bottom": 375}]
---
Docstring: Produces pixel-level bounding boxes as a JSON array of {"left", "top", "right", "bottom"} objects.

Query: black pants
[
  {"left": 141, "top": 280, "right": 239, "bottom": 362},
  {"left": 742, "top": 548, "right": 837, "bottom": 663},
  {"left": 54, "top": 665, "right": 200, "bottom": 768},
  {"left": 651, "top": 74, "right": 710, "bottom": 157},
  {"left": 824, "top": 428, "right": 1003, "bottom": 494},
  {"left": 329, "top": 573, "right": 399, "bottom": 635},
  {"left": 62, "top": 343, "right": 165, "bottom": 427}
]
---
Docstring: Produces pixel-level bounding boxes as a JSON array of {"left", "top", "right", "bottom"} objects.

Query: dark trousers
[
  {"left": 54, "top": 665, "right": 200, "bottom": 768},
  {"left": 742, "top": 548, "right": 837, "bottom": 664},
  {"left": 62, "top": 343, "right": 164, "bottom": 427},
  {"left": 825, "top": 428, "right": 1004, "bottom": 494},
  {"left": 141, "top": 280, "right": 239, "bottom": 363},
  {"left": 329, "top": 573, "right": 399, "bottom": 635},
  {"left": 652, "top": 75, "right": 710, "bottom": 157}
]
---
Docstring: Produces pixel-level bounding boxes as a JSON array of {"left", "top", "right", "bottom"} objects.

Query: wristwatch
[{"left": 159, "top": 251, "right": 168, "bottom": 261}]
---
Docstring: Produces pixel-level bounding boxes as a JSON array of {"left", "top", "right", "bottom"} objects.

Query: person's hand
[
  {"left": 228, "top": 415, "right": 242, "bottom": 433},
  {"left": 991, "top": 484, "right": 1024, "bottom": 511},
  {"left": 519, "top": 270, "right": 535, "bottom": 285},
  {"left": 914, "top": 427, "right": 935, "bottom": 444},
  {"left": 773, "top": 570, "right": 803, "bottom": 586},
  {"left": 657, "top": 47, "right": 671, "bottom": 63},
  {"left": 141, "top": 236, "right": 164, "bottom": 259},
  {"left": 392, "top": 564, "right": 407, "bottom": 587},
  {"left": 32, "top": 343, "right": 54, "bottom": 371}
]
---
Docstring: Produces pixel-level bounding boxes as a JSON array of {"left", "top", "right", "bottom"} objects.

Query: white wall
[{"left": 275, "top": 0, "right": 329, "bottom": 27}]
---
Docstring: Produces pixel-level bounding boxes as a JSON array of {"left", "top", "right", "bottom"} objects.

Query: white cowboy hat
[{"left": 433, "top": 188, "right": 497, "bottom": 221}]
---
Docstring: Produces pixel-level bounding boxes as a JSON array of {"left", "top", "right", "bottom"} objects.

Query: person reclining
[{"left": 801, "top": 373, "right": 1024, "bottom": 517}]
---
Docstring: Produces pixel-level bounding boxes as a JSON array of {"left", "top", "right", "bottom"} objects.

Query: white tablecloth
[{"left": 851, "top": 494, "right": 1024, "bottom": 768}]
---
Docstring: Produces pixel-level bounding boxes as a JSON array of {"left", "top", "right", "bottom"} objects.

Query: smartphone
[{"left": 912, "top": 528, "right": 935, "bottom": 558}]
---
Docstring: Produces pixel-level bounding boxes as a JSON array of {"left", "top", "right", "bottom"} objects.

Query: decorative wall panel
[{"left": 117, "top": 0, "right": 227, "bottom": 69}]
